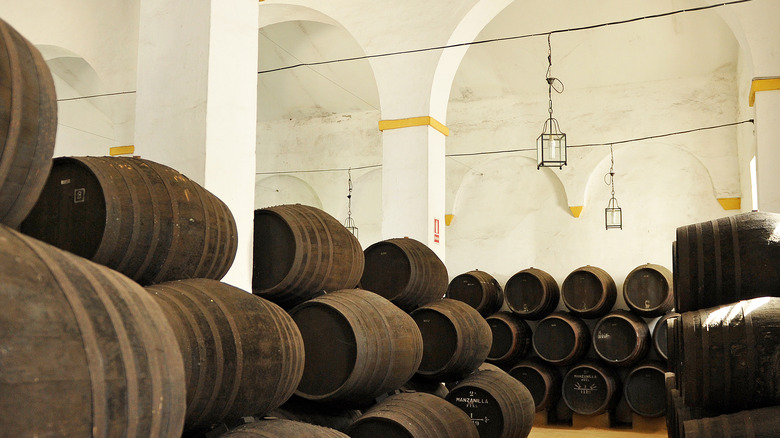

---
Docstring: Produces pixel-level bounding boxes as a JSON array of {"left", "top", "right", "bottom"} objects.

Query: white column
[
  {"left": 135, "top": 0, "right": 258, "bottom": 289},
  {"left": 755, "top": 89, "right": 780, "bottom": 213}
]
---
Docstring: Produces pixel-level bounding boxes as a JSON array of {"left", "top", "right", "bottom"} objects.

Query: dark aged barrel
[
  {"left": 667, "top": 377, "right": 708, "bottom": 438},
  {"left": 446, "top": 369, "right": 535, "bottom": 438},
  {"left": 0, "top": 223, "right": 185, "bottom": 437},
  {"left": 561, "top": 265, "right": 616, "bottom": 318},
  {"left": 145, "top": 279, "right": 305, "bottom": 432},
  {"left": 485, "top": 311, "right": 532, "bottom": 366},
  {"left": 20, "top": 156, "right": 238, "bottom": 285},
  {"left": 267, "top": 396, "right": 361, "bottom": 433},
  {"left": 532, "top": 312, "right": 590, "bottom": 366},
  {"left": 360, "top": 237, "right": 448, "bottom": 311},
  {"left": 508, "top": 359, "right": 561, "bottom": 412},
  {"left": 674, "top": 211, "right": 780, "bottom": 312},
  {"left": 411, "top": 298, "right": 492, "bottom": 382},
  {"left": 0, "top": 18, "right": 57, "bottom": 228},
  {"left": 683, "top": 405, "right": 780, "bottom": 438},
  {"left": 677, "top": 297, "right": 780, "bottom": 413},
  {"left": 592, "top": 310, "right": 650, "bottom": 367},
  {"left": 624, "top": 361, "right": 666, "bottom": 417},
  {"left": 652, "top": 312, "right": 679, "bottom": 360},
  {"left": 623, "top": 263, "right": 674, "bottom": 317},
  {"left": 504, "top": 267, "right": 560, "bottom": 320},
  {"left": 562, "top": 362, "right": 619, "bottom": 416},
  {"left": 289, "top": 289, "right": 423, "bottom": 405},
  {"left": 222, "top": 418, "right": 349, "bottom": 438},
  {"left": 252, "top": 204, "right": 364, "bottom": 309},
  {"left": 347, "top": 392, "right": 479, "bottom": 438},
  {"left": 446, "top": 270, "right": 504, "bottom": 317}
]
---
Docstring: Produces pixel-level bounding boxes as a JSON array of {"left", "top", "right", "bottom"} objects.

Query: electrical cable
[
  {"left": 57, "top": 90, "right": 136, "bottom": 102},
  {"left": 258, "top": 0, "right": 755, "bottom": 74}
]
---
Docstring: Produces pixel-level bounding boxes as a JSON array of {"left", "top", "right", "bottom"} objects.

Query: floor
[{"left": 528, "top": 412, "right": 668, "bottom": 437}]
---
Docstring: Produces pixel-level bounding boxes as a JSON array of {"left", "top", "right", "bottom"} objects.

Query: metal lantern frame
[
  {"left": 537, "top": 33, "right": 567, "bottom": 170},
  {"left": 344, "top": 168, "right": 359, "bottom": 238},
  {"left": 604, "top": 145, "right": 622, "bottom": 230}
]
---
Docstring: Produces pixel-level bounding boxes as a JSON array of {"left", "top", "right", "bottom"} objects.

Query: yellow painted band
[
  {"left": 109, "top": 145, "right": 135, "bottom": 156},
  {"left": 569, "top": 206, "right": 583, "bottom": 218},
  {"left": 445, "top": 214, "right": 454, "bottom": 226},
  {"left": 717, "top": 198, "right": 741, "bottom": 210},
  {"left": 749, "top": 77, "right": 780, "bottom": 107},
  {"left": 378, "top": 116, "right": 449, "bottom": 136}
]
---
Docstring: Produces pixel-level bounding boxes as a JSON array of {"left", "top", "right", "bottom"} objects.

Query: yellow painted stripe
[
  {"left": 717, "top": 198, "right": 741, "bottom": 210},
  {"left": 569, "top": 206, "right": 583, "bottom": 218},
  {"left": 445, "top": 214, "right": 454, "bottom": 226},
  {"left": 378, "top": 116, "right": 449, "bottom": 136},
  {"left": 749, "top": 77, "right": 780, "bottom": 107},
  {"left": 109, "top": 145, "right": 135, "bottom": 156}
]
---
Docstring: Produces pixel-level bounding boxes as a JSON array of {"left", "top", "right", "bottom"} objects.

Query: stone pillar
[
  {"left": 135, "top": 0, "right": 258, "bottom": 289},
  {"left": 753, "top": 84, "right": 780, "bottom": 213}
]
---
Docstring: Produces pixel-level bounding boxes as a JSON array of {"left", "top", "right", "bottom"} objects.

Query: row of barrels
[
  {"left": 665, "top": 211, "right": 780, "bottom": 438},
  {"left": 450, "top": 263, "right": 673, "bottom": 320}
]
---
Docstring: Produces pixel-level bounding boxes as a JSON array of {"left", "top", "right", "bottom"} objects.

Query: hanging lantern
[
  {"left": 537, "top": 34, "right": 567, "bottom": 170},
  {"left": 604, "top": 145, "right": 622, "bottom": 230},
  {"left": 344, "top": 168, "right": 359, "bottom": 238}
]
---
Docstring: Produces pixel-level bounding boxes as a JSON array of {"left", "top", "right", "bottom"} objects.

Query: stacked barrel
[{"left": 666, "top": 212, "right": 780, "bottom": 438}]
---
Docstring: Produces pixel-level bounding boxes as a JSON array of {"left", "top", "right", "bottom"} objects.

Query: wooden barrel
[
  {"left": 624, "top": 361, "right": 666, "bottom": 417},
  {"left": 410, "top": 298, "right": 492, "bottom": 382},
  {"left": 267, "top": 396, "right": 361, "bottom": 432},
  {"left": 347, "top": 392, "right": 479, "bottom": 438},
  {"left": 561, "top": 265, "right": 616, "bottom": 318},
  {"left": 360, "top": 237, "right": 448, "bottom": 311},
  {"left": 652, "top": 312, "right": 679, "bottom": 360},
  {"left": 445, "top": 269, "right": 504, "bottom": 317},
  {"left": 561, "top": 362, "right": 619, "bottom": 416},
  {"left": 446, "top": 369, "right": 536, "bottom": 438},
  {"left": 221, "top": 419, "right": 349, "bottom": 437},
  {"left": 0, "top": 18, "right": 57, "bottom": 229},
  {"left": 508, "top": 359, "right": 561, "bottom": 412},
  {"left": 677, "top": 297, "right": 780, "bottom": 413},
  {"left": 683, "top": 405, "right": 780, "bottom": 438},
  {"left": 623, "top": 263, "right": 674, "bottom": 317},
  {"left": 485, "top": 311, "right": 532, "bottom": 366},
  {"left": 674, "top": 211, "right": 780, "bottom": 312},
  {"left": 592, "top": 310, "right": 650, "bottom": 367},
  {"left": 289, "top": 289, "right": 423, "bottom": 405},
  {"left": 504, "top": 267, "right": 560, "bottom": 320},
  {"left": 252, "top": 204, "right": 364, "bottom": 309},
  {"left": 396, "top": 375, "right": 449, "bottom": 398},
  {"left": 146, "top": 279, "right": 305, "bottom": 432},
  {"left": 20, "top": 156, "right": 238, "bottom": 285},
  {"left": 0, "top": 223, "right": 185, "bottom": 436},
  {"left": 666, "top": 378, "right": 708, "bottom": 438},
  {"left": 532, "top": 312, "right": 590, "bottom": 366}
]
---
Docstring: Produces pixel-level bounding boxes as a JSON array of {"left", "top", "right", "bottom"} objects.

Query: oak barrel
[
  {"left": 592, "top": 310, "right": 650, "bottom": 367},
  {"left": 532, "top": 312, "right": 590, "bottom": 366},
  {"left": 562, "top": 362, "right": 619, "bottom": 416},
  {"left": 676, "top": 297, "right": 780, "bottom": 413},
  {"left": 652, "top": 312, "right": 679, "bottom": 360},
  {"left": 445, "top": 368, "right": 536, "bottom": 438},
  {"left": 446, "top": 269, "right": 504, "bottom": 317},
  {"left": 289, "top": 289, "right": 423, "bottom": 405},
  {"left": 0, "top": 18, "right": 57, "bottom": 228},
  {"left": 0, "top": 223, "right": 185, "bottom": 437},
  {"left": 221, "top": 419, "right": 348, "bottom": 438},
  {"left": 508, "top": 359, "right": 561, "bottom": 412},
  {"left": 624, "top": 361, "right": 666, "bottom": 417},
  {"left": 267, "top": 396, "right": 361, "bottom": 432},
  {"left": 485, "top": 311, "right": 532, "bottom": 366},
  {"left": 504, "top": 267, "right": 560, "bottom": 320},
  {"left": 347, "top": 392, "right": 479, "bottom": 438},
  {"left": 146, "top": 279, "right": 305, "bottom": 432},
  {"left": 20, "top": 156, "right": 238, "bottom": 285},
  {"left": 674, "top": 211, "right": 780, "bottom": 312},
  {"left": 561, "top": 265, "right": 616, "bottom": 318},
  {"left": 623, "top": 263, "right": 674, "bottom": 317},
  {"left": 683, "top": 405, "right": 780, "bottom": 438},
  {"left": 252, "top": 204, "right": 364, "bottom": 309},
  {"left": 410, "top": 298, "right": 492, "bottom": 382},
  {"left": 360, "top": 237, "right": 448, "bottom": 311}
]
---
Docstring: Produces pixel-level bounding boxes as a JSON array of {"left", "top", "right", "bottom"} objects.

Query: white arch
[{"left": 255, "top": 174, "right": 323, "bottom": 210}]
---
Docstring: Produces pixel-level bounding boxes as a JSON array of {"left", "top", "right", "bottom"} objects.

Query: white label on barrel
[
  {"left": 574, "top": 381, "right": 598, "bottom": 394},
  {"left": 60, "top": 179, "right": 71, "bottom": 185},
  {"left": 74, "top": 188, "right": 86, "bottom": 203}
]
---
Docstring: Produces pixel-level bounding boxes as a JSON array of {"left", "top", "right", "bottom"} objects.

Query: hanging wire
[
  {"left": 604, "top": 144, "right": 616, "bottom": 195},
  {"left": 344, "top": 168, "right": 359, "bottom": 238}
]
